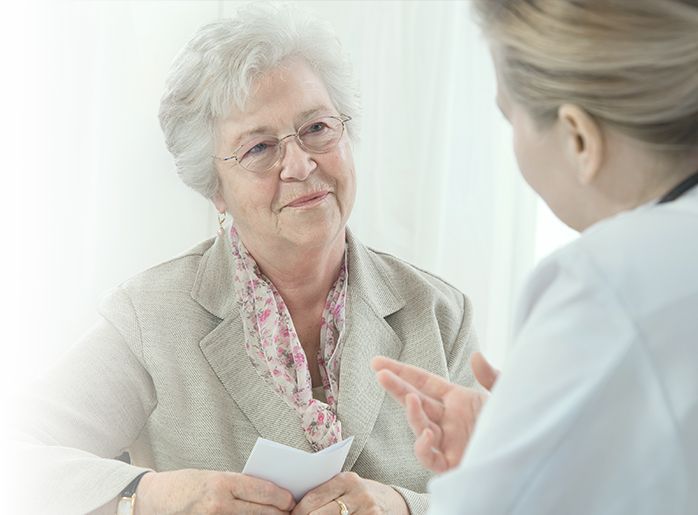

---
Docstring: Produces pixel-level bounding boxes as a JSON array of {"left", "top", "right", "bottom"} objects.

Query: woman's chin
[{"left": 279, "top": 220, "right": 346, "bottom": 253}]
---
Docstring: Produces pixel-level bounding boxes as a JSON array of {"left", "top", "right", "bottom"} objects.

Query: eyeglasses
[{"left": 214, "top": 115, "right": 352, "bottom": 174}]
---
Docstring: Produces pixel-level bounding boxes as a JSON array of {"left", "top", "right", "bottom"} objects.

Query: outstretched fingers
[
  {"left": 404, "top": 392, "right": 443, "bottom": 441},
  {"left": 373, "top": 356, "right": 490, "bottom": 475},
  {"left": 405, "top": 394, "right": 452, "bottom": 474},
  {"left": 372, "top": 357, "right": 455, "bottom": 403},
  {"left": 413, "top": 428, "right": 451, "bottom": 474},
  {"left": 375, "top": 369, "right": 445, "bottom": 424}
]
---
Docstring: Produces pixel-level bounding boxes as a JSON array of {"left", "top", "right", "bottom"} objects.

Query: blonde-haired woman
[{"left": 374, "top": 1, "right": 698, "bottom": 513}]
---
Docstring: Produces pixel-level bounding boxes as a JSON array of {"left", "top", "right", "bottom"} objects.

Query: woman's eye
[
  {"left": 305, "top": 122, "right": 328, "bottom": 134},
  {"left": 240, "top": 139, "right": 275, "bottom": 161},
  {"left": 247, "top": 142, "right": 268, "bottom": 155}
]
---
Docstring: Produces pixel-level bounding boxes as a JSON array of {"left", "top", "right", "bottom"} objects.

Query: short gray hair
[{"left": 158, "top": 2, "right": 362, "bottom": 198}]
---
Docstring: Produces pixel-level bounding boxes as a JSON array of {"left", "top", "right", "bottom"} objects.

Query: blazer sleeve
[
  {"left": 6, "top": 286, "right": 156, "bottom": 515},
  {"left": 447, "top": 292, "right": 483, "bottom": 390}
]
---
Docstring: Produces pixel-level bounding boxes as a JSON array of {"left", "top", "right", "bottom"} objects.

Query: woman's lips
[{"left": 285, "top": 191, "right": 329, "bottom": 208}]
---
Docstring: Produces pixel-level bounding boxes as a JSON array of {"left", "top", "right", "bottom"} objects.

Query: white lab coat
[{"left": 428, "top": 186, "right": 698, "bottom": 515}]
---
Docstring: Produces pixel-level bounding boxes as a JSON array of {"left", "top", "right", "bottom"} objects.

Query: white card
[{"left": 242, "top": 436, "right": 355, "bottom": 501}]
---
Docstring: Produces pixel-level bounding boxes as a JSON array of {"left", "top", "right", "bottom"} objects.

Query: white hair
[{"left": 158, "top": 2, "right": 362, "bottom": 198}]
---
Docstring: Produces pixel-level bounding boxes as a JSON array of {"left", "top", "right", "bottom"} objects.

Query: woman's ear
[
  {"left": 212, "top": 191, "right": 228, "bottom": 213},
  {"left": 557, "top": 104, "right": 604, "bottom": 186}
]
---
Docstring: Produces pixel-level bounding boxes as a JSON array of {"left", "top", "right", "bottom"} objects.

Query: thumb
[{"left": 471, "top": 351, "right": 499, "bottom": 392}]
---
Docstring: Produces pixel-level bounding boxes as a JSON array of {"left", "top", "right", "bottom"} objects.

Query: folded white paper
[{"left": 242, "top": 436, "right": 354, "bottom": 501}]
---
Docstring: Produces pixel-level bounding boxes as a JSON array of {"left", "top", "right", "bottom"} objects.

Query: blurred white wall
[{"left": 0, "top": 1, "right": 557, "bottom": 402}]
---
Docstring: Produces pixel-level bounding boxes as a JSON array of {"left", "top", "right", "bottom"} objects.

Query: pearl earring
[{"left": 217, "top": 212, "right": 227, "bottom": 237}]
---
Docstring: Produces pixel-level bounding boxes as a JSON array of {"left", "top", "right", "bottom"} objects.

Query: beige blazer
[{"left": 8, "top": 228, "right": 479, "bottom": 515}]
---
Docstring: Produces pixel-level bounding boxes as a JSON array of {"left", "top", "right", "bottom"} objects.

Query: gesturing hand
[
  {"left": 470, "top": 351, "right": 499, "bottom": 391},
  {"left": 136, "top": 468, "right": 296, "bottom": 515},
  {"left": 291, "top": 472, "right": 408, "bottom": 515},
  {"left": 371, "top": 354, "right": 496, "bottom": 474}
]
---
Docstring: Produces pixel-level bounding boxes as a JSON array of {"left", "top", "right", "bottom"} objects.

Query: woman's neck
[
  {"left": 238, "top": 228, "right": 346, "bottom": 313},
  {"left": 242, "top": 229, "right": 346, "bottom": 387},
  {"left": 579, "top": 139, "right": 698, "bottom": 230}
]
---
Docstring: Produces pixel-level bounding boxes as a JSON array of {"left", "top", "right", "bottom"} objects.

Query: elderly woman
[
  {"left": 7, "top": 3, "right": 481, "bottom": 515},
  {"left": 374, "top": 1, "right": 698, "bottom": 514}
]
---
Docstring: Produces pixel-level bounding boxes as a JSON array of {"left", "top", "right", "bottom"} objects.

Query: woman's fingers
[
  {"left": 406, "top": 393, "right": 451, "bottom": 474},
  {"left": 137, "top": 469, "right": 296, "bottom": 515},
  {"left": 232, "top": 473, "right": 297, "bottom": 511},
  {"left": 291, "top": 476, "right": 344, "bottom": 515},
  {"left": 404, "top": 392, "right": 442, "bottom": 440},
  {"left": 292, "top": 472, "right": 408, "bottom": 515},
  {"left": 470, "top": 351, "right": 499, "bottom": 392},
  {"left": 372, "top": 357, "right": 454, "bottom": 404},
  {"left": 373, "top": 368, "right": 413, "bottom": 406},
  {"left": 375, "top": 370, "right": 445, "bottom": 423},
  {"left": 414, "top": 428, "right": 449, "bottom": 474},
  {"left": 229, "top": 500, "right": 296, "bottom": 515},
  {"left": 373, "top": 356, "right": 491, "bottom": 476}
]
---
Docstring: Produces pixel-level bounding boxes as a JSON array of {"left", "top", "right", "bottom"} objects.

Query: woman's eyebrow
[
  {"left": 229, "top": 105, "right": 336, "bottom": 149},
  {"left": 296, "top": 105, "right": 335, "bottom": 122},
  {"left": 231, "top": 126, "right": 275, "bottom": 148}
]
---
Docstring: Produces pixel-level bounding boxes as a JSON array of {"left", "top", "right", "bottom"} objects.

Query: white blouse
[{"left": 428, "top": 186, "right": 698, "bottom": 515}]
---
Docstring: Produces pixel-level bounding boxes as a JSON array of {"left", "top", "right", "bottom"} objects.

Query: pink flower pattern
[{"left": 229, "top": 225, "right": 347, "bottom": 451}]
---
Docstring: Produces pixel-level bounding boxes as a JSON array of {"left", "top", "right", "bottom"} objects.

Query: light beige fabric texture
[{"left": 7, "top": 228, "right": 480, "bottom": 515}]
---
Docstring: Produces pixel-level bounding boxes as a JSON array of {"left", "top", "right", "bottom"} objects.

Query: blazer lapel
[
  {"left": 338, "top": 229, "right": 406, "bottom": 470},
  {"left": 190, "top": 229, "right": 408, "bottom": 463},
  {"left": 192, "top": 233, "right": 313, "bottom": 452}
]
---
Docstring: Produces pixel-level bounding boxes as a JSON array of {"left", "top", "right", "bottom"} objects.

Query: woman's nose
[{"left": 278, "top": 136, "right": 316, "bottom": 181}]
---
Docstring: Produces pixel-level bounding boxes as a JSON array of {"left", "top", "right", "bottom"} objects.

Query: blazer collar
[
  {"left": 193, "top": 227, "right": 406, "bottom": 464},
  {"left": 191, "top": 232, "right": 238, "bottom": 319},
  {"left": 344, "top": 226, "right": 406, "bottom": 318},
  {"left": 191, "top": 227, "right": 406, "bottom": 319},
  {"left": 338, "top": 227, "right": 406, "bottom": 469}
]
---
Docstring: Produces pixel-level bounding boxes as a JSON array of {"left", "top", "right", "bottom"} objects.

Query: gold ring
[{"left": 335, "top": 498, "right": 349, "bottom": 515}]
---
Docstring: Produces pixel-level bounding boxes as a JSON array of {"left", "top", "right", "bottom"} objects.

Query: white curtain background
[{"left": 0, "top": 1, "right": 577, "bottom": 403}]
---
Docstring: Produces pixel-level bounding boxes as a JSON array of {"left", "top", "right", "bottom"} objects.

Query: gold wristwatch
[{"left": 116, "top": 472, "right": 149, "bottom": 515}]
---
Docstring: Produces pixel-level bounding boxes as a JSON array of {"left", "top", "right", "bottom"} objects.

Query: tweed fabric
[{"left": 7, "top": 227, "right": 481, "bottom": 515}]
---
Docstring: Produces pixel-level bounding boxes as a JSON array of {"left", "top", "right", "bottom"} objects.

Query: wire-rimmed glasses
[{"left": 213, "top": 115, "right": 352, "bottom": 173}]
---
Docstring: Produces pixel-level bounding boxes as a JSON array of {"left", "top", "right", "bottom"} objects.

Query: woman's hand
[
  {"left": 371, "top": 356, "right": 494, "bottom": 474},
  {"left": 291, "top": 472, "right": 408, "bottom": 515},
  {"left": 136, "top": 469, "right": 296, "bottom": 515},
  {"left": 90, "top": 469, "right": 296, "bottom": 515}
]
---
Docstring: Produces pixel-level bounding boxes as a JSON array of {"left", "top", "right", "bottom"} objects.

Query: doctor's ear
[{"left": 557, "top": 104, "right": 604, "bottom": 186}]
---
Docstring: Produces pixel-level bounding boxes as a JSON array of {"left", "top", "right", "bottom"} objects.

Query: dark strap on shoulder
[{"left": 658, "top": 170, "right": 698, "bottom": 204}]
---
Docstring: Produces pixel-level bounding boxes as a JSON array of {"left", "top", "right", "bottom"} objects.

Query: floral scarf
[{"left": 229, "top": 224, "right": 347, "bottom": 451}]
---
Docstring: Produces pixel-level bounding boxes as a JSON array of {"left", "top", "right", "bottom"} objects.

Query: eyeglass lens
[{"left": 236, "top": 117, "right": 345, "bottom": 173}]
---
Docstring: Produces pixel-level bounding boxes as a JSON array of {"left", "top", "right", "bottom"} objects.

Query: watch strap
[
  {"left": 116, "top": 472, "right": 149, "bottom": 515},
  {"left": 121, "top": 471, "right": 149, "bottom": 497}
]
